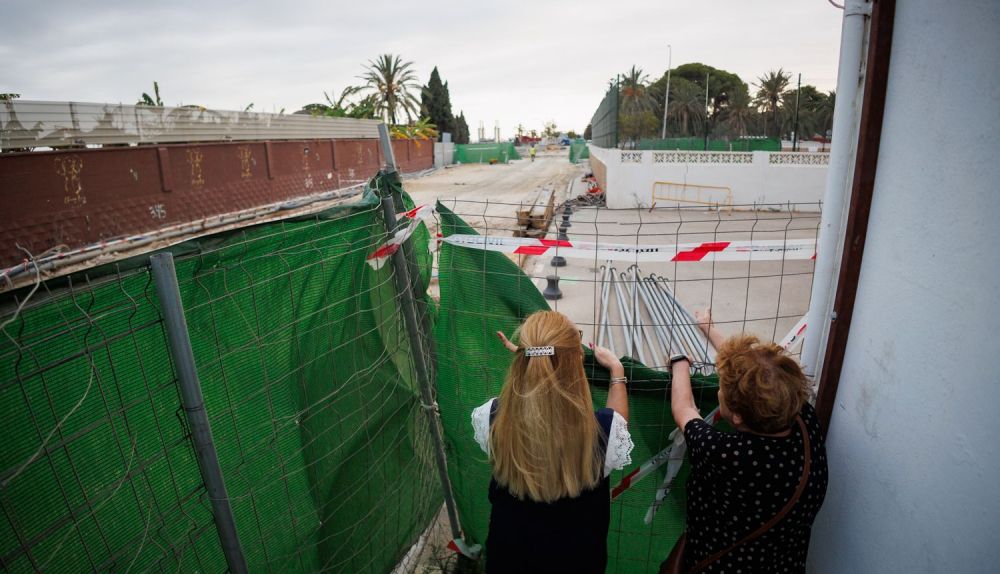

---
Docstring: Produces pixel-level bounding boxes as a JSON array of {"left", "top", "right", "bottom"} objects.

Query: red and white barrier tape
[
  {"left": 365, "top": 205, "right": 816, "bottom": 268},
  {"left": 439, "top": 234, "right": 817, "bottom": 263},
  {"left": 643, "top": 407, "right": 723, "bottom": 524},
  {"left": 447, "top": 538, "right": 482, "bottom": 559},
  {"left": 365, "top": 205, "right": 434, "bottom": 270},
  {"left": 778, "top": 316, "right": 808, "bottom": 351},
  {"left": 611, "top": 407, "right": 721, "bottom": 503}
]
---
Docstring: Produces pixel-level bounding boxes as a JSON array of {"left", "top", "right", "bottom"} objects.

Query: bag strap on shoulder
[{"left": 688, "top": 415, "right": 812, "bottom": 574}]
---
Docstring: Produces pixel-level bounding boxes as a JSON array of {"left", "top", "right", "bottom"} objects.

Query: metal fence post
[
  {"left": 150, "top": 253, "right": 249, "bottom": 574},
  {"left": 377, "top": 124, "right": 468, "bottom": 549}
]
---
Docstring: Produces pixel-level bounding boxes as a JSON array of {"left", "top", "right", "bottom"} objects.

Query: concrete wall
[
  {"left": 589, "top": 151, "right": 607, "bottom": 194},
  {"left": 590, "top": 147, "right": 828, "bottom": 210},
  {"left": 434, "top": 141, "right": 455, "bottom": 168},
  {"left": 808, "top": 1, "right": 1000, "bottom": 572}
]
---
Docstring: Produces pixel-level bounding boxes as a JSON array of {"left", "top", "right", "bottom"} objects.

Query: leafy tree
[
  {"left": 298, "top": 86, "right": 377, "bottom": 119},
  {"left": 0, "top": 93, "right": 20, "bottom": 101},
  {"left": 583, "top": 124, "right": 592, "bottom": 140},
  {"left": 453, "top": 111, "right": 470, "bottom": 144},
  {"left": 137, "top": 81, "right": 163, "bottom": 106},
  {"left": 420, "top": 67, "right": 454, "bottom": 140},
  {"left": 649, "top": 63, "right": 750, "bottom": 139},
  {"left": 567, "top": 130, "right": 578, "bottom": 139},
  {"left": 543, "top": 121, "right": 559, "bottom": 138},
  {"left": 620, "top": 111, "right": 658, "bottom": 142},
  {"left": 361, "top": 54, "right": 421, "bottom": 124},
  {"left": 754, "top": 68, "right": 791, "bottom": 138},
  {"left": 672, "top": 63, "right": 744, "bottom": 120}
]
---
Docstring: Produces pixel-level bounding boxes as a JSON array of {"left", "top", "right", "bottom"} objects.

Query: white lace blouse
[{"left": 471, "top": 398, "right": 634, "bottom": 478}]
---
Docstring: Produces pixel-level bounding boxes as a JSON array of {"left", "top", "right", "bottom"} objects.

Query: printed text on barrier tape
[{"left": 440, "top": 234, "right": 817, "bottom": 263}]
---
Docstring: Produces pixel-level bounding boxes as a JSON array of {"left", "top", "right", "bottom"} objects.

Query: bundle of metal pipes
[{"left": 595, "top": 264, "right": 715, "bottom": 371}]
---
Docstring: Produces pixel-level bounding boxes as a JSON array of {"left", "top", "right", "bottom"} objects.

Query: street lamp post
[{"left": 661, "top": 45, "right": 672, "bottom": 140}]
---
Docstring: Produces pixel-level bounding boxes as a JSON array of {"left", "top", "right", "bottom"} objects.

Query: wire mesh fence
[
  {"left": 2, "top": 162, "right": 822, "bottom": 573},
  {"left": 590, "top": 83, "right": 620, "bottom": 150},
  {"left": 428, "top": 197, "right": 821, "bottom": 573},
  {"left": 1, "top": 266, "right": 227, "bottom": 572},
  {"left": 1, "top": 176, "right": 442, "bottom": 573}
]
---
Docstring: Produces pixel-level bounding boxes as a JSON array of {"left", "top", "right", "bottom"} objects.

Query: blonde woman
[{"left": 471, "top": 310, "right": 634, "bottom": 573}]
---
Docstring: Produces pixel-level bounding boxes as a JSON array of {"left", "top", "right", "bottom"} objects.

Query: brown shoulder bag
[{"left": 660, "top": 415, "right": 812, "bottom": 574}]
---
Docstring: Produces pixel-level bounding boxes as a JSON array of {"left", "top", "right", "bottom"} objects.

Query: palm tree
[
  {"left": 361, "top": 54, "right": 421, "bottom": 125},
  {"left": 667, "top": 78, "right": 705, "bottom": 137},
  {"left": 754, "top": 69, "right": 791, "bottom": 138},
  {"left": 620, "top": 66, "right": 654, "bottom": 114},
  {"left": 722, "top": 89, "right": 754, "bottom": 139},
  {"left": 814, "top": 90, "right": 836, "bottom": 139},
  {"left": 390, "top": 117, "right": 439, "bottom": 145},
  {"left": 137, "top": 81, "right": 163, "bottom": 107}
]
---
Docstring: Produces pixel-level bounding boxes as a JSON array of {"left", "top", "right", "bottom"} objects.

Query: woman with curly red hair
[{"left": 663, "top": 310, "right": 829, "bottom": 573}]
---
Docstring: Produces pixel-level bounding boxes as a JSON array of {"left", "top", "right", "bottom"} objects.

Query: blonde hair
[
  {"left": 490, "top": 311, "right": 602, "bottom": 502},
  {"left": 716, "top": 334, "right": 810, "bottom": 434}
]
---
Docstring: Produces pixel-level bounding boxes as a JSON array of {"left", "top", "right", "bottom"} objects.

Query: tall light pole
[
  {"left": 703, "top": 71, "right": 710, "bottom": 150},
  {"left": 660, "top": 45, "right": 672, "bottom": 139},
  {"left": 792, "top": 73, "right": 802, "bottom": 151}
]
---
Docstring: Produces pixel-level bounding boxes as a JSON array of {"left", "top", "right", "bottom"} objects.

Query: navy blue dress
[{"left": 485, "top": 400, "right": 615, "bottom": 574}]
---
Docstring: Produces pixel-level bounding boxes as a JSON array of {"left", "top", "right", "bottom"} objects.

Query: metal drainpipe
[{"left": 801, "top": 0, "right": 873, "bottom": 381}]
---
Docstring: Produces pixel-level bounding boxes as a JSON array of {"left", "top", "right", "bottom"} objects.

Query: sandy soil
[{"left": 405, "top": 150, "right": 587, "bottom": 232}]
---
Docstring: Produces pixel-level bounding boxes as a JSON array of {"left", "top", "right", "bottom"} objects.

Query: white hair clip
[{"left": 524, "top": 346, "right": 555, "bottom": 357}]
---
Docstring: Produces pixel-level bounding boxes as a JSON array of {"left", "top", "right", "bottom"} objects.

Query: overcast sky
[{"left": 1, "top": 0, "right": 844, "bottom": 138}]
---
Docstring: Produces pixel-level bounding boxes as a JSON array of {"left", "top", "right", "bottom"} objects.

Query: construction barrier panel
[
  {"left": 453, "top": 143, "right": 521, "bottom": 164},
  {"left": 569, "top": 141, "right": 591, "bottom": 163},
  {"left": 433, "top": 202, "right": 721, "bottom": 573},
  {"left": 0, "top": 173, "right": 439, "bottom": 573}
]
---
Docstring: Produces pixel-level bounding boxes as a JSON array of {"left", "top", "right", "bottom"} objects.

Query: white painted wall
[
  {"left": 590, "top": 147, "right": 828, "bottom": 210},
  {"left": 808, "top": 2, "right": 1000, "bottom": 572}
]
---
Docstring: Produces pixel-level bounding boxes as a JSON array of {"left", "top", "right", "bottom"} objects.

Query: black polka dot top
[{"left": 680, "top": 402, "right": 829, "bottom": 573}]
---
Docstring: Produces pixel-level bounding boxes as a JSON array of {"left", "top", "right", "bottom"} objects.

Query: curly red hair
[{"left": 716, "top": 335, "right": 810, "bottom": 433}]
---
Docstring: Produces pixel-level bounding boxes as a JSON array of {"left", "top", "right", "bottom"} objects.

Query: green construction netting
[
  {"left": 453, "top": 143, "right": 521, "bottom": 164},
  {"left": 0, "top": 172, "right": 440, "bottom": 573},
  {"left": 569, "top": 141, "right": 591, "bottom": 163},
  {"left": 636, "top": 137, "right": 780, "bottom": 152},
  {"left": 433, "top": 202, "right": 721, "bottom": 574},
  {"left": 3, "top": 167, "right": 721, "bottom": 573}
]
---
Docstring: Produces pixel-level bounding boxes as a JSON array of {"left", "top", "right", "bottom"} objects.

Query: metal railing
[{"left": 651, "top": 181, "right": 734, "bottom": 211}]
